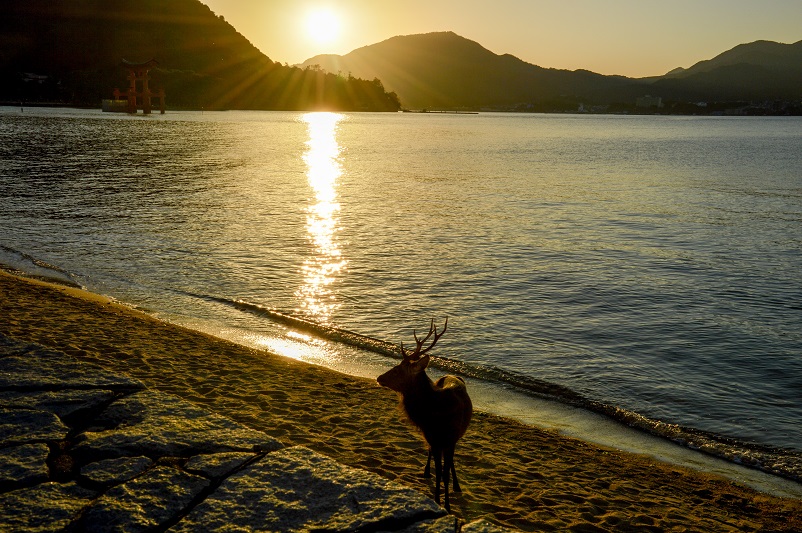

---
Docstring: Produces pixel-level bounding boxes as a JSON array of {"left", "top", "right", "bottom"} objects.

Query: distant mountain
[
  {"left": 651, "top": 40, "right": 802, "bottom": 101},
  {"left": 302, "top": 32, "right": 802, "bottom": 110},
  {"left": 302, "top": 32, "right": 642, "bottom": 110},
  {"left": 0, "top": 0, "right": 400, "bottom": 111},
  {"left": 665, "top": 40, "right": 802, "bottom": 78}
]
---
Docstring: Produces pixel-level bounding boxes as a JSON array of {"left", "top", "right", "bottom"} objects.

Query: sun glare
[
  {"left": 297, "top": 112, "right": 347, "bottom": 323},
  {"left": 304, "top": 8, "right": 341, "bottom": 45}
]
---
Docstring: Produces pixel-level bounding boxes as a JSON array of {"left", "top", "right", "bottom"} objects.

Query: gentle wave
[{"left": 0, "top": 245, "right": 82, "bottom": 288}]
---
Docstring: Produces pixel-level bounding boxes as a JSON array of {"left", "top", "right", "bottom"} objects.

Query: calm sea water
[{"left": 2, "top": 108, "right": 801, "bottom": 461}]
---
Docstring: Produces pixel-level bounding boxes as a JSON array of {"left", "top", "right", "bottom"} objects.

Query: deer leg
[
  {"left": 450, "top": 463, "right": 461, "bottom": 493},
  {"left": 423, "top": 449, "right": 432, "bottom": 478},
  {"left": 443, "top": 448, "right": 455, "bottom": 512},
  {"left": 433, "top": 449, "right": 443, "bottom": 506},
  {"left": 449, "top": 449, "right": 462, "bottom": 493}
]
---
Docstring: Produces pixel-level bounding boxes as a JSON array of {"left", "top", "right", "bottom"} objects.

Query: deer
[{"left": 376, "top": 318, "right": 472, "bottom": 512}]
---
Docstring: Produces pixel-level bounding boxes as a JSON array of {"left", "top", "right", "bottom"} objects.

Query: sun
[{"left": 304, "top": 8, "right": 341, "bottom": 45}]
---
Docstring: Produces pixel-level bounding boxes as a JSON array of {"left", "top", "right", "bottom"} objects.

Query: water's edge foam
[{"left": 0, "top": 245, "right": 82, "bottom": 288}]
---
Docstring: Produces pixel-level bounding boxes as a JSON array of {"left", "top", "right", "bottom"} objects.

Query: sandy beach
[{"left": 1, "top": 270, "right": 800, "bottom": 532}]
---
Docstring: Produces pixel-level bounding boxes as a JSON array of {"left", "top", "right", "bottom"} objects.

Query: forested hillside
[{"left": 0, "top": 0, "right": 400, "bottom": 111}]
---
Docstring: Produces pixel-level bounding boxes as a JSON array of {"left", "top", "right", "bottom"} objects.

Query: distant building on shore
[
  {"left": 101, "top": 99, "right": 129, "bottom": 112},
  {"left": 636, "top": 95, "right": 663, "bottom": 109}
]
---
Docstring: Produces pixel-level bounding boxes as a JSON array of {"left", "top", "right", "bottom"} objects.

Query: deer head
[{"left": 376, "top": 318, "right": 447, "bottom": 393}]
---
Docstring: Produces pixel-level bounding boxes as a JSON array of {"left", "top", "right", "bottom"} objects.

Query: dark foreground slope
[{"left": 0, "top": 0, "right": 400, "bottom": 111}]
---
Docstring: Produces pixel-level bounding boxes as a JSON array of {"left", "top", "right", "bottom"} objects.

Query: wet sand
[{"left": 1, "top": 270, "right": 800, "bottom": 532}]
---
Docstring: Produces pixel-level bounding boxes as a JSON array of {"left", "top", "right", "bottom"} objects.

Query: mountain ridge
[
  {"left": 649, "top": 39, "right": 802, "bottom": 103},
  {"left": 302, "top": 32, "right": 802, "bottom": 111},
  {"left": 675, "top": 39, "right": 802, "bottom": 76},
  {"left": 303, "top": 31, "right": 641, "bottom": 110}
]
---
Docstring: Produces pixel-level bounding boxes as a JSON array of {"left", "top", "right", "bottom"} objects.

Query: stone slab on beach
[
  {"left": 0, "top": 442, "right": 50, "bottom": 487},
  {"left": 79, "top": 456, "right": 154, "bottom": 488},
  {"left": 0, "top": 334, "right": 489, "bottom": 532},
  {"left": 0, "top": 406, "right": 69, "bottom": 445},
  {"left": 71, "top": 390, "right": 283, "bottom": 462},
  {"left": 81, "top": 465, "right": 210, "bottom": 532},
  {"left": 0, "top": 481, "right": 98, "bottom": 533},
  {"left": 0, "top": 389, "right": 117, "bottom": 421},
  {"left": 184, "top": 451, "right": 254, "bottom": 479},
  {"left": 173, "top": 445, "right": 448, "bottom": 532}
]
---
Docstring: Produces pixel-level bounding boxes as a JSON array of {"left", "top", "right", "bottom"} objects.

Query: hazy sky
[{"left": 202, "top": 0, "right": 801, "bottom": 78}]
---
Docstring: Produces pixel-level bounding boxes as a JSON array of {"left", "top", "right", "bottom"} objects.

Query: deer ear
[{"left": 416, "top": 353, "right": 431, "bottom": 370}]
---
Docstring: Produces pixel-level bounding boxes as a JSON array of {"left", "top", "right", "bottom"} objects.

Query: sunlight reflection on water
[{"left": 296, "top": 112, "right": 347, "bottom": 322}]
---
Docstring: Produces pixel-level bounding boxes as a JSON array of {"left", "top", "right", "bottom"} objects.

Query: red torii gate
[{"left": 113, "top": 59, "right": 165, "bottom": 114}]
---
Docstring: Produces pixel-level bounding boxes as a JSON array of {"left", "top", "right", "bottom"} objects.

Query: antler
[{"left": 400, "top": 318, "right": 448, "bottom": 360}]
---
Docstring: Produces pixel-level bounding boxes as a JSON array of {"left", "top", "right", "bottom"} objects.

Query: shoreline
[
  {"left": 1, "top": 269, "right": 801, "bottom": 530},
  {"left": 9, "top": 261, "right": 799, "bottom": 496},
  {"left": 5, "top": 104, "right": 802, "bottom": 117},
  {"left": 5, "top": 262, "right": 800, "bottom": 496},
  {"left": 157, "top": 305, "right": 802, "bottom": 499}
]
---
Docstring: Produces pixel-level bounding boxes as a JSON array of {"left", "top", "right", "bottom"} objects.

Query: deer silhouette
[{"left": 377, "top": 318, "right": 472, "bottom": 512}]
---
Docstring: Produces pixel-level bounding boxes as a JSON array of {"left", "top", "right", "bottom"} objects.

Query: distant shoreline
[{"left": 4, "top": 102, "right": 802, "bottom": 117}]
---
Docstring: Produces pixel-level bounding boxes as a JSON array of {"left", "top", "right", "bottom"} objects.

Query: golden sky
[{"left": 202, "top": 0, "right": 801, "bottom": 78}]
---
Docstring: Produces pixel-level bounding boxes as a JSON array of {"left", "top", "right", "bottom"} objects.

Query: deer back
[
  {"left": 400, "top": 371, "right": 472, "bottom": 446},
  {"left": 433, "top": 375, "right": 472, "bottom": 439}
]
